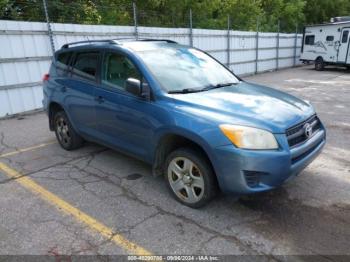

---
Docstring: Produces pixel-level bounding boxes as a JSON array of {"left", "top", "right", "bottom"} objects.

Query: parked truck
[{"left": 300, "top": 16, "right": 350, "bottom": 71}]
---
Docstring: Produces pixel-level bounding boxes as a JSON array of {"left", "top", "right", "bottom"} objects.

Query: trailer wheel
[{"left": 315, "top": 57, "right": 325, "bottom": 71}]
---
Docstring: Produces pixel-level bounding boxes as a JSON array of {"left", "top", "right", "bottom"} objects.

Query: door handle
[
  {"left": 95, "top": 96, "right": 105, "bottom": 103},
  {"left": 60, "top": 86, "right": 67, "bottom": 93}
]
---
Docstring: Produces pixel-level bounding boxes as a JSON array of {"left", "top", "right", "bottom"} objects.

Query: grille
[{"left": 286, "top": 115, "right": 321, "bottom": 147}]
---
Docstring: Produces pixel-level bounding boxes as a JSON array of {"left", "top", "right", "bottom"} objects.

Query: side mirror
[{"left": 125, "top": 78, "right": 141, "bottom": 96}]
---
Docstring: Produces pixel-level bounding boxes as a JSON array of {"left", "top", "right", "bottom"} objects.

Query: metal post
[
  {"left": 42, "top": 0, "right": 55, "bottom": 59},
  {"left": 189, "top": 9, "right": 193, "bottom": 47},
  {"left": 133, "top": 1, "right": 138, "bottom": 40},
  {"left": 227, "top": 15, "right": 231, "bottom": 68},
  {"left": 255, "top": 17, "right": 259, "bottom": 74},
  {"left": 293, "top": 24, "right": 298, "bottom": 66},
  {"left": 276, "top": 20, "right": 280, "bottom": 70}
]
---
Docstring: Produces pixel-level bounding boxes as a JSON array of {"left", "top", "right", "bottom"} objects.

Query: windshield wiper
[
  {"left": 168, "top": 88, "right": 201, "bottom": 94},
  {"left": 168, "top": 82, "right": 239, "bottom": 94},
  {"left": 200, "top": 82, "right": 238, "bottom": 91}
]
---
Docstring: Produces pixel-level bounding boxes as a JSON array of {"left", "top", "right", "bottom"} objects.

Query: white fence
[{"left": 0, "top": 20, "right": 302, "bottom": 117}]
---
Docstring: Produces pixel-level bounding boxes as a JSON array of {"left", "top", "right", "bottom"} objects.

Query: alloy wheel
[
  {"left": 167, "top": 157, "right": 205, "bottom": 204},
  {"left": 55, "top": 116, "right": 71, "bottom": 147}
]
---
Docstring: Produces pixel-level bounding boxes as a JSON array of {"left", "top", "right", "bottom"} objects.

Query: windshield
[{"left": 135, "top": 46, "right": 240, "bottom": 92}]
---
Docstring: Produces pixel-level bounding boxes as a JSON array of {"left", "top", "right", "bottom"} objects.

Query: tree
[{"left": 1, "top": 0, "right": 349, "bottom": 33}]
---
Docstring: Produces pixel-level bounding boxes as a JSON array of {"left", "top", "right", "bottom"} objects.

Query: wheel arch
[
  {"left": 315, "top": 56, "right": 324, "bottom": 61},
  {"left": 48, "top": 102, "right": 65, "bottom": 131},
  {"left": 152, "top": 131, "right": 218, "bottom": 181}
]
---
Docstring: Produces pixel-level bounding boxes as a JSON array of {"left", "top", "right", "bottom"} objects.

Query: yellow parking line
[
  {"left": 0, "top": 162, "right": 153, "bottom": 256},
  {"left": 0, "top": 141, "right": 57, "bottom": 158}
]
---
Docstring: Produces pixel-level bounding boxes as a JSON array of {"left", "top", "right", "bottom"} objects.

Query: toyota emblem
[{"left": 304, "top": 123, "right": 313, "bottom": 138}]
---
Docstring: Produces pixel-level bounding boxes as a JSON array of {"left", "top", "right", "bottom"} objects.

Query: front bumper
[{"left": 212, "top": 128, "right": 326, "bottom": 194}]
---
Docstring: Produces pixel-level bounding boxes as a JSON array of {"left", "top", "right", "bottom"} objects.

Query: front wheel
[
  {"left": 165, "top": 148, "right": 218, "bottom": 208},
  {"left": 54, "top": 111, "right": 84, "bottom": 150}
]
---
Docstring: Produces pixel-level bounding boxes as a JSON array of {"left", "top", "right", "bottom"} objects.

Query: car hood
[{"left": 169, "top": 82, "right": 314, "bottom": 133}]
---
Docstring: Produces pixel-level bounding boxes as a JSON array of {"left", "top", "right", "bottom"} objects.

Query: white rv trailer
[{"left": 300, "top": 17, "right": 350, "bottom": 70}]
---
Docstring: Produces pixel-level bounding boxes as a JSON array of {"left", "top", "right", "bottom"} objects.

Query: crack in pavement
[
  {"left": 0, "top": 148, "right": 109, "bottom": 185},
  {"left": 60, "top": 154, "right": 282, "bottom": 259}
]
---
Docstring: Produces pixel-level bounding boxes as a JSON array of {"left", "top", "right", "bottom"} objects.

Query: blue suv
[{"left": 43, "top": 39, "right": 326, "bottom": 208}]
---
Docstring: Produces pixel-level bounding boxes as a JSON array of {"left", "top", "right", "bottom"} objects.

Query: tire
[
  {"left": 315, "top": 57, "right": 325, "bottom": 71},
  {"left": 164, "top": 148, "right": 218, "bottom": 208},
  {"left": 53, "top": 111, "right": 84, "bottom": 150}
]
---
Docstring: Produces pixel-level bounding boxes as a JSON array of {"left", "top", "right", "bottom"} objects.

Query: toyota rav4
[{"left": 43, "top": 39, "right": 326, "bottom": 208}]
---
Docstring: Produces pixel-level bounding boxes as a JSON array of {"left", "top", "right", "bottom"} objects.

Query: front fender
[{"left": 151, "top": 126, "right": 222, "bottom": 179}]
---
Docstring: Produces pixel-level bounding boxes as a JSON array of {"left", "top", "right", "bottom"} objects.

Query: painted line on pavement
[
  {"left": 0, "top": 141, "right": 57, "bottom": 158},
  {"left": 0, "top": 162, "right": 153, "bottom": 256}
]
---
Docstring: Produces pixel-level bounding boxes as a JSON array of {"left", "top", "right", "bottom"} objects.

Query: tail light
[{"left": 42, "top": 74, "right": 50, "bottom": 81}]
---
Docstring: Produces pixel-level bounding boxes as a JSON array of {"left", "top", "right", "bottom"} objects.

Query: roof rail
[
  {"left": 61, "top": 39, "right": 116, "bottom": 49},
  {"left": 112, "top": 38, "right": 178, "bottom": 44},
  {"left": 61, "top": 38, "right": 178, "bottom": 49},
  {"left": 137, "top": 39, "right": 178, "bottom": 44}
]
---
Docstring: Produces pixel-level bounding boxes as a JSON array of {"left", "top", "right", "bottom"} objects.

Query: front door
[
  {"left": 337, "top": 28, "right": 350, "bottom": 63},
  {"left": 94, "top": 51, "right": 159, "bottom": 161}
]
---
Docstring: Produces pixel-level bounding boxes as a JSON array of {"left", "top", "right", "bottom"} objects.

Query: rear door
[
  {"left": 64, "top": 50, "right": 100, "bottom": 136},
  {"left": 337, "top": 28, "right": 350, "bottom": 63}
]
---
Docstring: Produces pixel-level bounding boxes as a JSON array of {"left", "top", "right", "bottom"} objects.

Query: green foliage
[{"left": 1, "top": 0, "right": 350, "bottom": 33}]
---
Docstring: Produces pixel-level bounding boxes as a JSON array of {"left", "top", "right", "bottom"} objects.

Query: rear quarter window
[
  {"left": 56, "top": 52, "right": 72, "bottom": 75},
  {"left": 57, "top": 52, "right": 72, "bottom": 66}
]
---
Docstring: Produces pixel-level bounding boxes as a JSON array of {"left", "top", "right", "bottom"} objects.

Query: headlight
[{"left": 219, "top": 124, "right": 278, "bottom": 150}]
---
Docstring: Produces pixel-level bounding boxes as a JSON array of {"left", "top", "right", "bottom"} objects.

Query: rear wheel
[
  {"left": 165, "top": 148, "right": 218, "bottom": 208},
  {"left": 54, "top": 111, "right": 84, "bottom": 150},
  {"left": 315, "top": 57, "right": 325, "bottom": 71}
]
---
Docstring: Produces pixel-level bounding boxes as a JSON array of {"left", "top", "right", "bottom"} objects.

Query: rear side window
[
  {"left": 326, "top": 35, "right": 334, "bottom": 41},
  {"left": 342, "top": 30, "right": 349, "bottom": 43},
  {"left": 72, "top": 52, "right": 99, "bottom": 80},
  {"left": 305, "top": 35, "right": 315, "bottom": 45}
]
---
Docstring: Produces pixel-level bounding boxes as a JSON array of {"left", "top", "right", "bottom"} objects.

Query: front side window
[
  {"left": 72, "top": 52, "right": 99, "bottom": 80},
  {"left": 102, "top": 53, "right": 141, "bottom": 91},
  {"left": 305, "top": 35, "right": 315, "bottom": 45},
  {"left": 135, "top": 46, "right": 239, "bottom": 92},
  {"left": 342, "top": 30, "right": 349, "bottom": 43}
]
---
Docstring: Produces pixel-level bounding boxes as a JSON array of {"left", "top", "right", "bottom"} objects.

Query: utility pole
[
  {"left": 227, "top": 15, "right": 231, "bottom": 68},
  {"left": 133, "top": 1, "right": 138, "bottom": 40},
  {"left": 255, "top": 17, "right": 259, "bottom": 74},
  {"left": 276, "top": 20, "right": 280, "bottom": 70},
  {"left": 189, "top": 9, "right": 193, "bottom": 47}
]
